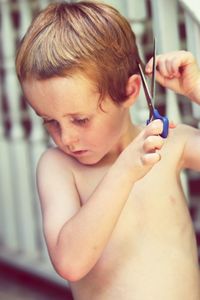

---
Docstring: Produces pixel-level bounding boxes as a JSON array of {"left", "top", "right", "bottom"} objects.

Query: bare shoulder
[
  {"left": 37, "top": 146, "right": 80, "bottom": 206},
  {"left": 167, "top": 123, "right": 198, "bottom": 145},
  {"left": 169, "top": 123, "right": 199, "bottom": 151},
  {"left": 174, "top": 123, "right": 198, "bottom": 134},
  {"left": 167, "top": 123, "right": 200, "bottom": 170},
  {"left": 37, "top": 146, "right": 76, "bottom": 173}
]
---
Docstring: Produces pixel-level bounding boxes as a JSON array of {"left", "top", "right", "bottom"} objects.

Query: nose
[{"left": 60, "top": 127, "right": 79, "bottom": 147}]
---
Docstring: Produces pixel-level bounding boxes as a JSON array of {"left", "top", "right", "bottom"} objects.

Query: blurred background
[{"left": 0, "top": 0, "right": 200, "bottom": 299}]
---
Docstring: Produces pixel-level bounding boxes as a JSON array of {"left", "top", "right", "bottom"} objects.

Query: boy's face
[{"left": 22, "top": 73, "right": 131, "bottom": 165}]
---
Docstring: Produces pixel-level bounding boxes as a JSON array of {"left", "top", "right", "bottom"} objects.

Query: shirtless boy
[{"left": 16, "top": 1, "right": 200, "bottom": 299}]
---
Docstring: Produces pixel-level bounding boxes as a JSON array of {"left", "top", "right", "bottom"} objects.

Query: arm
[
  {"left": 37, "top": 121, "right": 164, "bottom": 282},
  {"left": 182, "top": 125, "right": 200, "bottom": 171},
  {"left": 146, "top": 50, "right": 200, "bottom": 171}
]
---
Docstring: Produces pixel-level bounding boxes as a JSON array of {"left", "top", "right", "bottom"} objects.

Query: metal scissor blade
[
  {"left": 138, "top": 63, "right": 154, "bottom": 118},
  {"left": 151, "top": 38, "right": 156, "bottom": 101}
]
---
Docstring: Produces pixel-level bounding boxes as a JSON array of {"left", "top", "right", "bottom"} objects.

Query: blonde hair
[{"left": 16, "top": 1, "right": 142, "bottom": 104}]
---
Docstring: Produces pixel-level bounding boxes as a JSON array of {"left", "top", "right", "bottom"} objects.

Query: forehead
[{"left": 22, "top": 74, "right": 100, "bottom": 116}]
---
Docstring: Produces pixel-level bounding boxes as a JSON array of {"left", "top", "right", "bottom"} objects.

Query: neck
[{"left": 99, "top": 118, "right": 141, "bottom": 167}]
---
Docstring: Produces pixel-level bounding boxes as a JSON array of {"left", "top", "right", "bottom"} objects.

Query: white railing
[
  {"left": 0, "top": 0, "right": 67, "bottom": 286},
  {"left": 0, "top": 0, "right": 199, "bottom": 285}
]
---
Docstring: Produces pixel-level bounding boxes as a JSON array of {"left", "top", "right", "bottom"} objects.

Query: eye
[
  {"left": 72, "top": 118, "right": 89, "bottom": 126},
  {"left": 43, "top": 119, "right": 59, "bottom": 128}
]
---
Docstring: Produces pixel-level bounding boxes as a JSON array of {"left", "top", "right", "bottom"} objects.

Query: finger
[
  {"left": 166, "top": 57, "right": 182, "bottom": 78},
  {"left": 176, "top": 51, "right": 195, "bottom": 68},
  {"left": 145, "top": 119, "right": 164, "bottom": 137},
  {"left": 143, "top": 135, "right": 164, "bottom": 152},
  {"left": 169, "top": 121, "right": 176, "bottom": 129},
  {"left": 145, "top": 57, "right": 154, "bottom": 74},
  {"left": 165, "top": 59, "right": 176, "bottom": 78},
  {"left": 141, "top": 152, "right": 161, "bottom": 165},
  {"left": 156, "top": 59, "right": 170, "bottom": 78}
]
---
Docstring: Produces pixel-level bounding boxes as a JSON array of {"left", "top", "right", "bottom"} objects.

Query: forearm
[
  {"left": 54, "top": 159, "right": 135, "bottom": 280},
  {"left": 187, "top": 75, "right": 200, "bottom": 104}
]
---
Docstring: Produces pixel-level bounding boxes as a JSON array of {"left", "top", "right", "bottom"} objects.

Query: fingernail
[
  {"left": 145, "top": 67, "right": 151, "bottom": 73},
  {"left": 169, "top": 121, "right": 176, "bottom": 129}
]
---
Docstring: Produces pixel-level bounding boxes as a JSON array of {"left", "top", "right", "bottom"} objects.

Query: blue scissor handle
[{"left": 147, "top": 109, "right": 169, "bottom": 138}]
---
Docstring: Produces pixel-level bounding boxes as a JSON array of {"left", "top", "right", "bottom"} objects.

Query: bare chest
[
  {"left": 75, "top": 161, "right": 193, "bottom": 249},
  {"left": 72, "top": 162, "right": 199, "bottom": 300}
]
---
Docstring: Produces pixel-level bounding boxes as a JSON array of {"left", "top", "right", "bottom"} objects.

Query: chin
[
  {"left": 76, "top": 157, "right": 102, "bottom": 166},
  {"left": 74, "top": 152, "right": 107, "bottom": 166}
]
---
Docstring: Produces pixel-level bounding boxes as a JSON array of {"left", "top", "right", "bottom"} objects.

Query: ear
[{"left": 122, "top": 74, "right": 141, "bottom": 108}]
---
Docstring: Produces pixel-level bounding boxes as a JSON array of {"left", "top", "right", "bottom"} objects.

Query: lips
[{"left": 71, "top": 150, "right": 88, "bottom": 156}]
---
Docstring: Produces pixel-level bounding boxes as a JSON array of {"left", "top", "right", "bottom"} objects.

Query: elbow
[
  {"left": 52, "top": 241, "right": 97, "bottom": 281},
  {"left": 54, "top": 258, "right": 89, "bottom": 282},
  {"left": 57, "top": 268, "right": 83, "bottom": 282}
]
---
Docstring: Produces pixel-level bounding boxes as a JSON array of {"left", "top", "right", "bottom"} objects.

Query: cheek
[
  {"left": 89, "top": 122, "right": 120, "bottom": 145},
  {"left": 45, "top": 126, "right": 61, "bottom": 143},
  {"left": 102, "top": 118, "right": 123, "bottom": 136}
]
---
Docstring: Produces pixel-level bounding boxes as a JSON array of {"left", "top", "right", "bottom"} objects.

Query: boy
[{"left": 16, "top": 1, "right": 200, "bottom": 299}]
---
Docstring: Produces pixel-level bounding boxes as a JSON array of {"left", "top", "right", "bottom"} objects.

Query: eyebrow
[{"left": 35, "top": 111, "right": 88, "bottom": 118}]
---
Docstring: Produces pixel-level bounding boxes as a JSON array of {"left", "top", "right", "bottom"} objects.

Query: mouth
[{"left": 71, "top": 150, "right": 89, "bottom": 156}]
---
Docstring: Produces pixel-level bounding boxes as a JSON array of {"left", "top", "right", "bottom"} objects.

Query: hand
[
  {"left": 145, "top": 51, "right": 200, "bottom": 104},
  {"left": 119, "top": 119, "right": 165, "bottom": 181}
]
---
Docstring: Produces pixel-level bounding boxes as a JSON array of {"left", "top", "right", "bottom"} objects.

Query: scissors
[{"left": 137, "top": 39, "right": 169, "bottom": 138}]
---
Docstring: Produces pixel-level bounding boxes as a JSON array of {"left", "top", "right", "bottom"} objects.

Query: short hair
[{"left": 16, "top": 1, "right": 143, "bottom": 104}]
